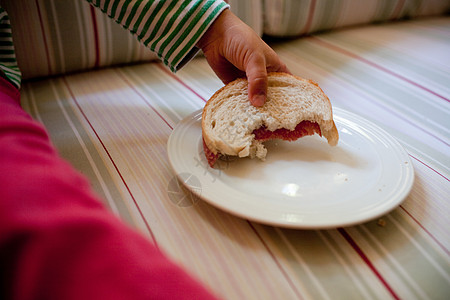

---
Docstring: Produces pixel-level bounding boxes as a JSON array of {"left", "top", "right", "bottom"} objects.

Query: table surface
[{"left": 21, "top": 17, "right": 449, "bottom": 299}]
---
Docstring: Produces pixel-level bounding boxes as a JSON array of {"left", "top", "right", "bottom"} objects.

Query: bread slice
[{"left": 202, "top": 72, "right": 339, "bottom": 167}]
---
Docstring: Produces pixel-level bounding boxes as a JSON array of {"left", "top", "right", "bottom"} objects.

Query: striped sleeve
[
  {"left": 85, "top": 0, "right": 229, "bottom": 72},
  {"left": 0, "top": 6, "right": 21, "bottom": 89}
]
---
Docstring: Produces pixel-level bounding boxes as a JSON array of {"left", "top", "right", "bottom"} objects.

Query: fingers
[
  {"left": 198, "top": 9, "right": 290, "bottom": 107},
  {"left": 246, "top": 47, "right": 289, "bottom": 107},
  {"left": 205, "top": 53, "right": 245, "bottom": 84},
  {"left": 245, "top": 52, "right": 267, "bottom": 107}
]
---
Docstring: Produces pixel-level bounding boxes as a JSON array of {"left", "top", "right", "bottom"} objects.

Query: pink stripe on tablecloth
[
  {"left": 248, "top": 222, "right": 305, "bottom": 300},
  {"left": 156, "top": 63, "right": 208, "bottom": 103},
  {"left": 338, "top": 76, "right": 449, "bottom": 147},
  {"left": 338, "top": 228, "right": 401, "bottom": 300},
  {"left": 310, "top": 36, "right": 450, "bottom": 103},
  {"left": 399, "top": 205, "right": 449, "bottom": 255},
  {"left": 115, "top": 68, "right": 174, "bottom": 130},
  {"left": 402, "top": 154, "right": 449, "bottom": 254},
  {"left": 62, "top": 76, "right": 158, "bottom": 247},
  {"left": 35, "top": 0, "right": 53, "bottom": 75},
  {"left": 410, "top": 155, "right": 449, "bottom": 182}
]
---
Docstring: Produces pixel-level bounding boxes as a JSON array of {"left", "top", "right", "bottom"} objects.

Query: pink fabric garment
[{"left": 0, "top": 77, "right": 217, "bottom": 300}]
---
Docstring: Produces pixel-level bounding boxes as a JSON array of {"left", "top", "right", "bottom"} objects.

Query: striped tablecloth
[{"left": 21, "top": 16, "right": 449, "bottom": 299}]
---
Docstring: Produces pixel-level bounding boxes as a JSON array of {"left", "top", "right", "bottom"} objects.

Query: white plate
[{"left": 167, "top": 108, "right": 414, "bottom": 228}]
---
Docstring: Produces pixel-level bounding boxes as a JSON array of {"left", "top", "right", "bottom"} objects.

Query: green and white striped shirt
[
  {"left": 0, "top": 6, "right": 21, "bottom": 89},
  {"left": 0, "top": 0, "right": 229, "bottom": 89}
]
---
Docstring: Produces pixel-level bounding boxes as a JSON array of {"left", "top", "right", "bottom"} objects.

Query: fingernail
[{"left": 252, "top": 94, "right": 265, "bottom": 107}]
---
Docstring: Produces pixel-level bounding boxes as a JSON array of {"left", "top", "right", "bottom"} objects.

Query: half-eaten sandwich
[{"left": 202, "top": 72, "right": 339, "bottom": 167}]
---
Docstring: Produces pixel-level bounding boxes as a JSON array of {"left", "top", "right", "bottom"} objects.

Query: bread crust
[
  {"left": 201, "top": 77, "right": 250, "bottom": 155},
  {"left": 201, "top": 72, "right": 339, "bottom": 160}
]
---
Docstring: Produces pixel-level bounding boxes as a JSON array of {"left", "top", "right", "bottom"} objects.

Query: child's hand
[{"left": 197, "top": 9, "right": 290, "bottom": 107}]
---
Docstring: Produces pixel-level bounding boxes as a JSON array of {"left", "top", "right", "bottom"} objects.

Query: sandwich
[{"left": 201, "top": 72, "right": 339, "bottom": 167}]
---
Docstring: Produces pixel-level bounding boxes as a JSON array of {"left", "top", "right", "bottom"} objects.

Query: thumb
[{"left": 246, "top": 54, "right": 268, "bottom": 107}]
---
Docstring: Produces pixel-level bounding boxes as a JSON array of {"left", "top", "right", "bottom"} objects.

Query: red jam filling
[
  {"left": 253, "top": 120, "right": 321, "bottom": 141},
  {"left": 203, "top": 121, "right": 321, "bottom": 167},
  {"left": 203, "top": 138, "right": 220, "bottom": 168}
]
